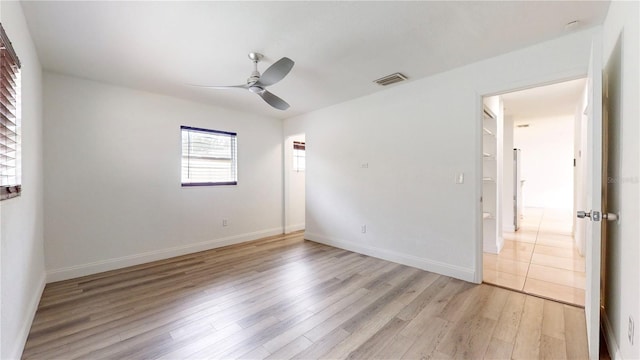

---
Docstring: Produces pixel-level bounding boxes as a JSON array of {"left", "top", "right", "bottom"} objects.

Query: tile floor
[{"left": 483, "top": 208, "right": 586, "bottom": 306}]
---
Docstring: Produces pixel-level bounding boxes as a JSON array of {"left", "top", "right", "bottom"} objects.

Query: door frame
[
  {"left": 283, "top": 132, "right": 306, "bottom": 234},
  {"left": 474, "top": 74, "right": 587, "bottom": 284},
  {"left": 474, "top": 34, "right": 605, "bottom": 359}
]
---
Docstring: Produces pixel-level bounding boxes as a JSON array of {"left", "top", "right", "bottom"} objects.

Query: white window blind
[
  {"left": 1, "top": 23, "right": 21, "bottom": 201},
  {"left": 181, "top": 126, "right": 237, "bottom": 186},
  {"left": 293, "top": 141, "right": 305, "bottom": 172}
]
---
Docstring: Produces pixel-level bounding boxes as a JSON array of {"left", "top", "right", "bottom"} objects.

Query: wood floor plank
[
  {"left": 484, "top": 338, "right": 515, "bottom": 359},
  {"left": 435, "top": 285, "right": 500, "bottom": 359},
  {"left": 395, "top": 275, "right": 449, "bottom": 321},
  {"left": 448, "top": 316, "right": 498, "bottom": 360},
  {"left": 22, "top": 233, "right": 589, "bottom": 360},
  {"left": 263, "top": 335, "right": 312, "bottom": 360},
  {"left": 542, "top": 299, "right": 566, "bottom": 340},
  {"left": 564, "top": 304, "right": 589, "bottom": 359},
  {"left": 399, "top": 317, "right": 449, "bottom": 360},
  {"left": 260, "top": 287, "right": 370, "bottom": 354},
  {"left": 291, "top": 329, "right": 350, "bottom": 359},
  {"left": 491, "top": 291, "right": 526, "bottom": 344},
  {"left": 375, "top": 277, "right": 466, "bottom": 359},
  {"left": 323, "top": 297, "right": 412, "bottom": 359},
  {"left": 540, "top": 334, "right": 567, "bottom": 360},
  {"left": 512, "top": 295, "right": 544, "bottom": 359},
  {"left": 238, "top": 345, "right": 272, "bottom": 360},
  {"left": 345, "top": 316, "right": 407, "bottom": 359}
]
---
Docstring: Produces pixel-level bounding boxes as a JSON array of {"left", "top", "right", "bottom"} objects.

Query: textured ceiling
[{"left": 21, "top": 1, "right": 610, "bottom": 119}]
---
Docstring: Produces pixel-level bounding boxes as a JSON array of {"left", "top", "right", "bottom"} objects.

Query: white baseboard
[
  {"left": 503, "top": 225, "right": 516, "bottom": 232},
  {"left": 47, "top": 227, "right": 284, "bottom": 282},
  {"left": 10, "top": 273, "right": 46, "bottom": 360},
  {"left": 284, "top": 223, "right": 305, "bottom": 234},
  {"left": 483, "top": 242, "right": 499, "bottom": 254},
  {"left": 602, "top": 311, "right": 622, "bottom": 359},
  {"left": 497, "top": 235, "right": 504, "bottom": 253},
  {"left": 305, "top": 232, "right": 475, "bottom": 282}
]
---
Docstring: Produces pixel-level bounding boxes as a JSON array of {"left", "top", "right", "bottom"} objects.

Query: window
[
  {"left": 1, "top": 24, "right": 21, "bottom": 201},
  {"left": 181, "top": 126, "right": 237, "bottom": 186},
  {"left": 293, "top": 141, "right": 305, "bottom": 172}
]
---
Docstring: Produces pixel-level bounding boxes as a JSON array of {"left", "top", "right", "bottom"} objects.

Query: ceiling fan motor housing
[
  {"left": 247, "top": 52, "right": 263, "bottom": 85},
  {"left": 248, "top": 72, "right": 261, "bottom": 84}
]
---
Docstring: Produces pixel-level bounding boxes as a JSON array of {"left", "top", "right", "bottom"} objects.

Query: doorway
[
  {"left": 284, "top": 133, "right": 306, "bottom": 233},
  {"left": 481, "top": 79, "right": 587, "bottom": 307}
]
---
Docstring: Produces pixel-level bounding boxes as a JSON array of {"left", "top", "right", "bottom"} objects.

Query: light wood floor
[
  {"left": 483, "top": 208, "right": 586, "bottom": 306},
  {"left": 23, "top": 232, "right": 588, "bottom": 359}
]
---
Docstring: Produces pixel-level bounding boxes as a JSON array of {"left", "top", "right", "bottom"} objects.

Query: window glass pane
[
  {"left": 181, "top": 127, "right": 237, "bottom": 185},
  {"left": 292, "top": 142, "right": 305, "bottom": 172}
]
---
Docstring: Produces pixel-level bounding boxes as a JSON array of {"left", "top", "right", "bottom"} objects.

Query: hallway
[{"left": 483, "top": 208, "right": 586, "bottom": 306}]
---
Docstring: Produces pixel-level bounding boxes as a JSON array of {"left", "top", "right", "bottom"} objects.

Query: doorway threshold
[{"left": 483, "top": 208, "right": 585, "bottom": 307}]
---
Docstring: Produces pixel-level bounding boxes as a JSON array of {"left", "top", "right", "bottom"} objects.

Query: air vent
[
  {"left": 374, "top": 72, "right": 408, "bottom": 86},
  {"left": 517, "top": 124, "right": 530, "bottom": 128}
]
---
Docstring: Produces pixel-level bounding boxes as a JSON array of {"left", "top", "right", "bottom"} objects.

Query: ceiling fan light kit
[{"left": 195, "top": 52, "right": 294, "bottom": 111}]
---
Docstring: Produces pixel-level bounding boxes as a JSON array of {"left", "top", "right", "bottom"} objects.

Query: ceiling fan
[{"left": 196, "top": 52, "right": 294, "bottom": 110}]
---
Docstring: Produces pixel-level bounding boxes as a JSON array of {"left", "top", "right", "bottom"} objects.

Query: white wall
[
  {"left": 285, "top": 28, "right": 596, "bottom": 282},
  {"left": 502, "top": 116, "right": 515, "bottom": 232},
  {"left": 0, "top": 2, "right": 46, "bottom": 359},
  {"left": 513, "top": 115, "right": 575, "bottom": 210},
  {"left": 284, "top": 132, "right": 305, "bottom": 233},
  {"left": 43, "top": 73, "right": 284, "bottom": 281},
  {"left": 602, "top": 1, "right": 639, "bottom": 358}
]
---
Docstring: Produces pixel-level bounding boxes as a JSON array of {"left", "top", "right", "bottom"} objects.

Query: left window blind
[{"left": 0, "top": 23, "right": 21, "bottom": 200}]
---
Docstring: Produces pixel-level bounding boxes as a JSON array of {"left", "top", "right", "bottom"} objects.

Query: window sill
[
  {"left": 1, "top": 185, "right": 22, "bottom": 201},
  {"left": 182, "top": 182, "right": 238, "bottom": 187}
]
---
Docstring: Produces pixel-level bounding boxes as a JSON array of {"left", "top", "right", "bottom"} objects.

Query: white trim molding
[
  {"left": 602, "top": 311, "right": 622, "bottom": 359},
  {"left": 12, "top": 274, "right": 46, "bottom": 360},
  {"left": 284, "top": 223, "right": 305, "bottom": 234},
  {"left": 47, "top": 228, "right": 284, "bottom": 282},
  {"left": 305, "top": 232, "right": 475, "bottom": 282}
]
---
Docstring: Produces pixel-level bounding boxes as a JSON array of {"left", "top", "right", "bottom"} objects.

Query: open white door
[{"left": 578, "top": 31, "right": 603, "bottom": 359}]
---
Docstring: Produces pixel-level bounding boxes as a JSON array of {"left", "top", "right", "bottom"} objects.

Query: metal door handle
[
  {"left": 577, "top": 210, "right": 618, "bottom": 222},
  {"left": 577, "top": 211, "right": 591, "bottom": 219}
]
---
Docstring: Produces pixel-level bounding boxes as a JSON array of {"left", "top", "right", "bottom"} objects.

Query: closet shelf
[
  {"left": 483, "top": 177, "right": 494, "bottom": 182},
  {"left": 483, "top": 128, "right": 494, "bottom": 136}
]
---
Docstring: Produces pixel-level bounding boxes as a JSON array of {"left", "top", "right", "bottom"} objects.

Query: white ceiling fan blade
[
  {"left": 258, "top": 90, "right": 290, "bottom": 110},
  {"left": 255, "top": 57, "right": 294, "bottom": 87},
  {"left": 190, "top": 84, "right": 249, "bottom": 90}
]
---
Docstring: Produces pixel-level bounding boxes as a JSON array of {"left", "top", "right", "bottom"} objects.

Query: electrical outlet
[
  {"left": 629, "top": 316, "right": 635, "bottom": 345},
  {"left": 222, "top": 219, "right": 228, "bottom": 227},
  {"left": 361, "top": 225, "right": 366, "bottom": 234},
  {"left": 361, "top": 162, "right": 369, "bottom": 169}
]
